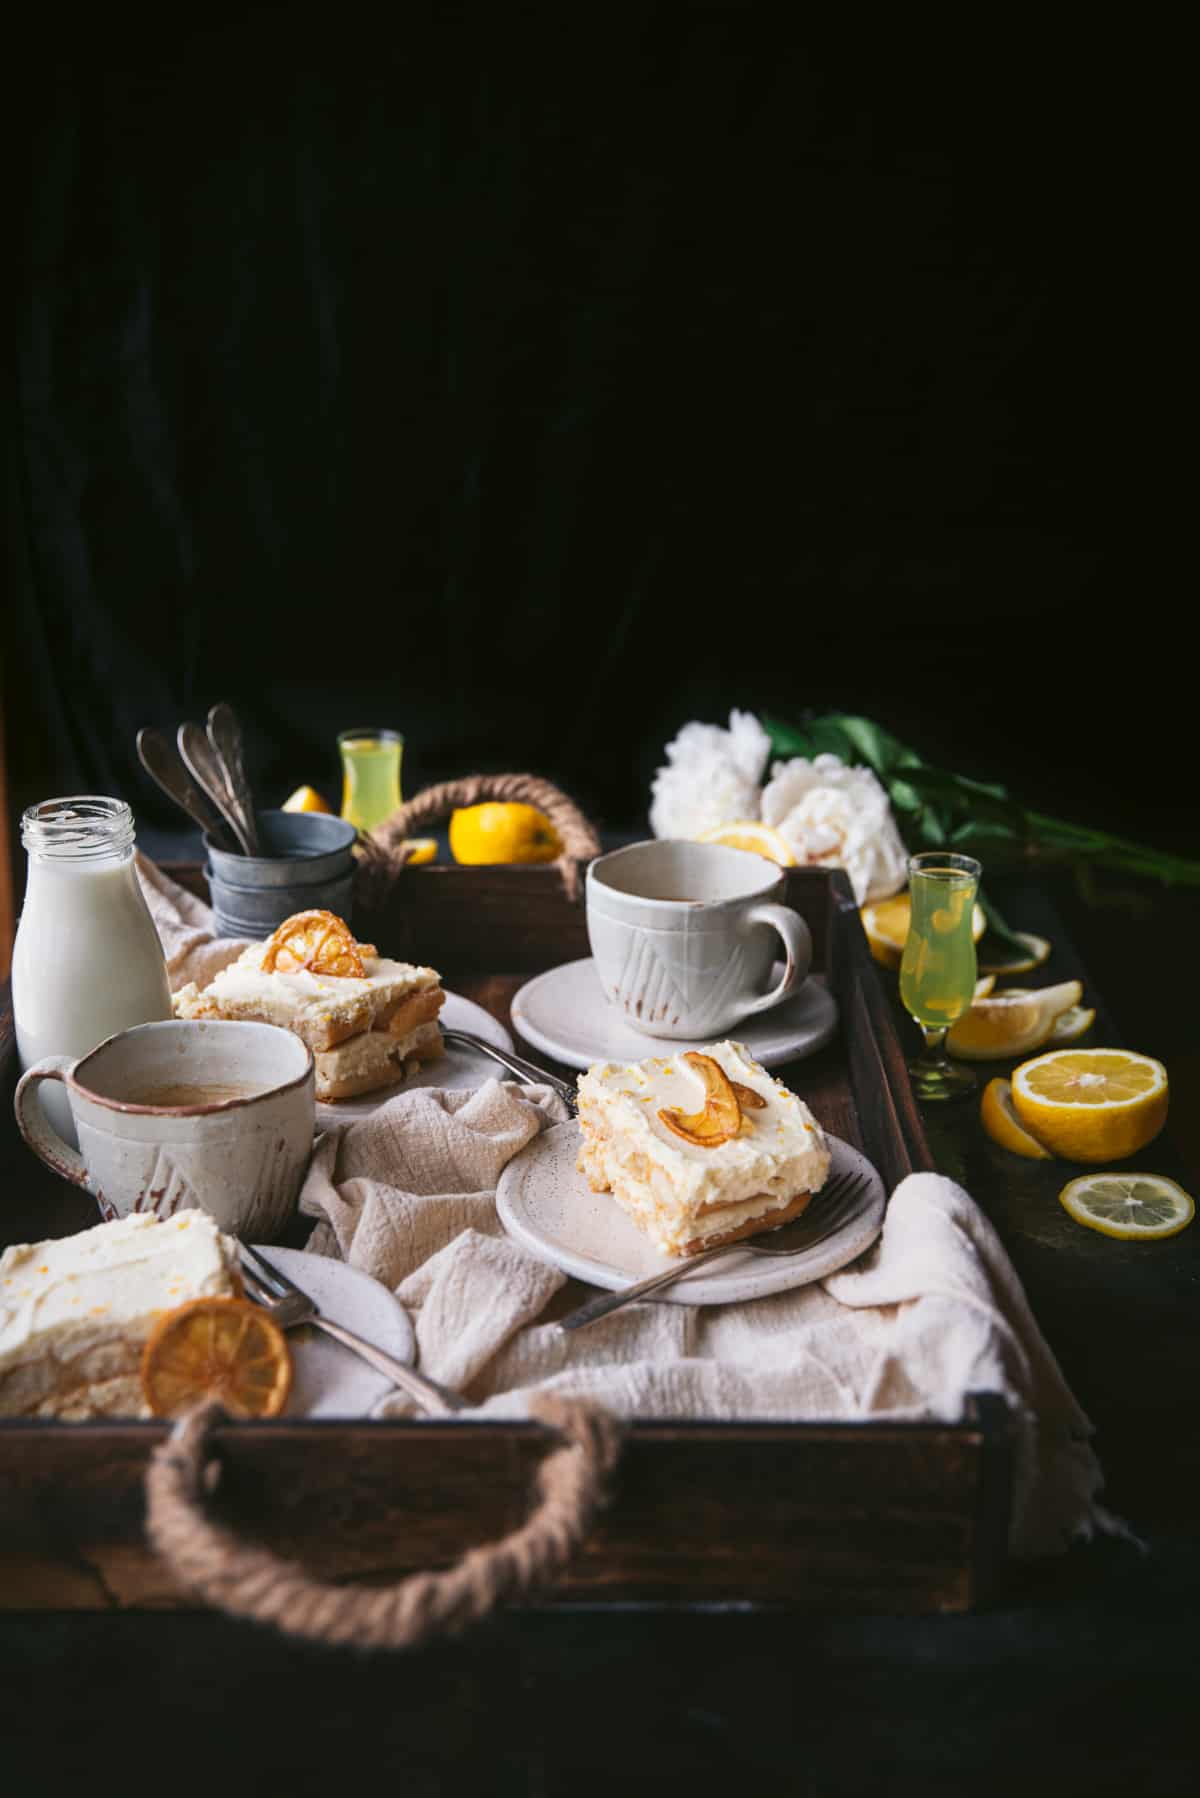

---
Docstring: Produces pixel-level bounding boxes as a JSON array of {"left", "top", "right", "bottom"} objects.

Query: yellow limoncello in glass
[
  {"left": 899, "top": 852, "right": 982, "bottom": 1100},
  {"left": 338, "top": 729, "right": 404, "bottom": 832}
]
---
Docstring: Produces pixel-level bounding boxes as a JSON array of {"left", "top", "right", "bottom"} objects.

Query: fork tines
[{"left": 239, "top": 1242, "right": 303, "bottom": 1301}]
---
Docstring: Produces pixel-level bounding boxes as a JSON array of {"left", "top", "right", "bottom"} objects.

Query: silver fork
[
  {"left": 556, "top": 1169, "right": 872, "bottom": 1333},
  {"left": 238, "top": 1243, "right": 472, "bottom": 1417}
]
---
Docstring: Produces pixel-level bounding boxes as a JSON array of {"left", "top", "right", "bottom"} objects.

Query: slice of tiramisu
[
  {"left": 0, "top": 1212, "right": 242, "bottom": 1419},
  {"left": 575, "top": 1040, "right": 831, "bottom": 1257},
  {"left": 173, "top": 908, "right": 445, "bottom": 1102}
]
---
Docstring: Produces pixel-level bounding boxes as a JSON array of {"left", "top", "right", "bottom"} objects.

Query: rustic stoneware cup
[
  {"left": 585, "top": 839, "right": 812, "bottom": 1039},
  {"left": 14, "top": 1019, "right": 315, "bottom": 1240}
]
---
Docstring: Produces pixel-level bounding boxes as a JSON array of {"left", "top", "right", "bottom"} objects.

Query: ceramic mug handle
[
  {"left": 732, "top": 904, "right": 812, "bottom": 1021},
  {"left": 13, "top": 1058, "right": 89, "bottom": 1187}
]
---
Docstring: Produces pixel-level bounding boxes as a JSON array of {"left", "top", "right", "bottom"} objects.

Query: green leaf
[
  {"left": 977, "top": 893, "right": 1032, "bottom": 956},
  {"left": 900, "top": 767, "right": 1029, "bottom": 836}
]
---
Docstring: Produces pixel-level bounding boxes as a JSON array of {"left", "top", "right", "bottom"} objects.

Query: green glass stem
[{"left": 907, "top": 1021, "right": 977, "bottom": 1102}]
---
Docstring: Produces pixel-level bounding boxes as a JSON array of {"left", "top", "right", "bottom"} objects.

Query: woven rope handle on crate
[
  {"left": 358, "top": 773, "right": 603, "bottom": 903},
  {"left": 145, "top": 1394, "right": 622, "bottom": 1650}
]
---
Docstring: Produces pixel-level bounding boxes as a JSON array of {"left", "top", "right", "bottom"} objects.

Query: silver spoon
[
  {"left": 206, "top": 701, "right": 260, "bottom": 855},
  {"left": 136, "top": 727, "right": 237, "bottom": 849},
  {"left": 177, "top": 720, "right": 255, "bottom": 856}
]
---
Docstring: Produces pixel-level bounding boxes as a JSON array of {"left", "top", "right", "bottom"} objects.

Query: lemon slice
[
  {"left": 1059, "top": 1173, "right": 1194, "bottom": 1240},
  {"left": 695, "top": 820, "right": 797, "bottom": 866},
  {"left": 1012, "top": 1048, "right": 1168, "bottom": 1163},
  {"left": 282, "top": 784, "right": 333, "bottom": 815},
  {"left": 946, "top": 980, "right": 1083, "bottom": 1061},
  {"left": 403, "top": 837, "right": 438, "bottom": 865},
  {"left": 980, "top": 1077, "right": 1054, "bottom": 1160},
  {"left": 977, "top": 931, "right": 1051, "bottom": 975},
  {"left": 861, "top": 893, "right": 987, "bottom": 970}
]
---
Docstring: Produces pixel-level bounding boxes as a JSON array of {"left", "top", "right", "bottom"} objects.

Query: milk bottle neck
[{"left": 21, "top": 797, "right": 138, "bottom": 867}]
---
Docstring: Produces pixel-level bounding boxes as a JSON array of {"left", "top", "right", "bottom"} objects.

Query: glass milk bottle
[{"left": 12, "top": 797, "right": 173, "bottom": 1145}]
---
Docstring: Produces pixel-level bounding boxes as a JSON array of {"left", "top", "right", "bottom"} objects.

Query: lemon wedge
[
  {"left": 695, "top": 821, "right": 797, "bottom": 866},
  {"left": 1012, "top": 1048, "right": 1168, "bottom": 1163},
  {"left": 402, "top": 837, "right": 438, "bottom": 865},
  {"left": 980, "top": 1077, "right": 1054, "bottom": 1160},
  {"left": 1058, "top": 1172, "right": 1193, "bottom": 1240},
  {"left": 861, "top": 893, "right": 987, "bottom": 970},
  {"left": 946, "top": 980, "right": 1083, "bottom": 1061},
  {"left": 991, "top": 991, "right": 1096, "bottom": 1046},
  {"left": 977, "top": 931, "right": 1051, "bottom": 976},
  {"left": 282, "top": 784, "right": 333, "bottom": 815}
]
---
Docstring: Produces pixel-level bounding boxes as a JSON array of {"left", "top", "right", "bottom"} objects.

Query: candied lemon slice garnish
[
  {"left": 659, "top": 1053, "right": 744, "bottom": 1148},
  {"left": 261, "top": 909, "right": 365, "bottom": 979},
  {"left": 141, "top": 1297, "right": 293, "bottom": 1419}
]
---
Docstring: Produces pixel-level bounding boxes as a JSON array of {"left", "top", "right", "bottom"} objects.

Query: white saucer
[
  {"left": 496, "top": 1122, "right": 883, "bottom": 1306},
  {"left": 315, "top": 990, "right": 515, "bottom": 1127},
  {"left": 510, "top": 958, "right": 838, "bottom": 1071},
  {"left": 252, "top": 1244, "right": 416, "bottom": 1418}
]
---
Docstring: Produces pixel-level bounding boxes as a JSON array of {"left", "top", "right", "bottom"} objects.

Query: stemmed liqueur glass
[{"left": 898, "top": 852, "right": 982, "bottom": 1101}]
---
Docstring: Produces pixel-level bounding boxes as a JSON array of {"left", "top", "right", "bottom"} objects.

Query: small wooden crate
[{"left": 0, "top": 866, "right": 1012, "bottom": 1614}]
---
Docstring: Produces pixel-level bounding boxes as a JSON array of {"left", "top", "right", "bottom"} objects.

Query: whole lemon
[{"left": 449, "top": 802, "right": 563, "bottom": 865}]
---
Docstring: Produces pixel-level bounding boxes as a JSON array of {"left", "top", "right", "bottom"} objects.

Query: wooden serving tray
[{"left": 0, "top": 865, "right": 1012, "bottom": 1615}]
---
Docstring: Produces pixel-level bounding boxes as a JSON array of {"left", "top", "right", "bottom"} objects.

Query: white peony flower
[
  {"left": 649, "top": 709, "right": 772, "bottom": 840},
  {"left": 761, "top": 753, "right": 908, "bottom": 904}
]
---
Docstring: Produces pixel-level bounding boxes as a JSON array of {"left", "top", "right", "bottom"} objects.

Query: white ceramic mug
[
  {"left": 586, "top": 840, "right": 812, "bottom": 1039},
  {"left": 14, "top": 1020, "right": 315, "bottom": 1241}
]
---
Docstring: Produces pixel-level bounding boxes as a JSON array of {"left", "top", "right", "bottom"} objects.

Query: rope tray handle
[
  {"left": 146, "top": 1393, "right": 623, "bottom": 1651},
  {"left": 361, "top": 773, "right": 603, "bottom": 902}
]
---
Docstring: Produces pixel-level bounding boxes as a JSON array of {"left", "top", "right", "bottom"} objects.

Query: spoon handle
[
  {"left": 136, "top": 727, "right": 236, "bottom": 848},
  {"left": 177, "top": 721, "right": 255, "bottom": 856},
  {"left": 207, "top": 702, "right": 260, "bottom": 855}
]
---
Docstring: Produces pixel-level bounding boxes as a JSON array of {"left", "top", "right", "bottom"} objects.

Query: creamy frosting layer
[
  {"left": 200, "top": 945, "right": 439, "bottom": 1017},
  {"left": 0, "top": 1213, "right": 240, "bottom": 1418},
  {"left": 576, "top": 1040, "right": 830, "bottom": 1255}
]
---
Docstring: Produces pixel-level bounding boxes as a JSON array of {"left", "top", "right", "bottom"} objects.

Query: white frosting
[
  {"left": 203, "top": 944, "right": 439, "bottom": 1021},
  {"left": 576, "top": 1040, "right": 830, "bottom": 1254},
  {"left": 0, "top": 1213, "right": 239, "bottom": 1417}
]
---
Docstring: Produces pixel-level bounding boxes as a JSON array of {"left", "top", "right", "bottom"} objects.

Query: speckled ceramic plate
[
  {"left": 314, "top": 990, "right": 515, "bottom": 1127},
  {"left": 495, "top": 1121, "right": 884, "bottom": 1306},
  {"left": 510, "top": 958, "right": 838, "bottom": 1073},
  {"left": 250, "top": 1244, "right": 415, "bottom": 1417}
]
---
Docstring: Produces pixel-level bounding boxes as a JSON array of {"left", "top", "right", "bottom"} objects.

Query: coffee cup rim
[
  {"left": 587, "top": 838, "right": 784, "bottom": 908},
  {"left": 65, "top": 1020, "right": 314, "bottom": 1117}
]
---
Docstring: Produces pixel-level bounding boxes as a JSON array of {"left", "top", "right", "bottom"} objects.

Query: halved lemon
[
  {"left": 977, "top": 931, "right": 1051, "bottom": 975},
  {"left": 946, "top": 980, "right": 1083, "bottom": 1061},
  {"left": 860, "top": 892, "right": 987, "bottom": 970},
  {"left": 980, "top": 1076, "right": 1055, "bottom": 1159},
  {"left": 141, "top": 1297, "right": 293, "bottom": 1419},
  {"left": 282, "top": 784, "right": 333, "bottom": 814},
  {"left": 1011, "top": 1048, "right": 1168, "bottom": 1163},
  {"left": 1058, "top": 1173, "right": 1194, "bottom": 1240},
  {"left": 695, "top": 820, "right": 797, "bottom": 866}
]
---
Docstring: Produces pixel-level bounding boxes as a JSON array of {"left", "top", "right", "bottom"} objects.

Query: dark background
[{"left": 4, "top": 4, "right": 1191, "bottom": 868}]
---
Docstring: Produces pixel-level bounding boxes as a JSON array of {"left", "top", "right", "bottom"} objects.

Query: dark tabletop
[{"left": 2, "top": 867, "right": 1198, "bottom": 1796}]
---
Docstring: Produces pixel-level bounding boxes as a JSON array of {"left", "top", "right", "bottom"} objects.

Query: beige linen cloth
[{"left": 137, "top": 854, "right": 1126, "bottom": 1560}]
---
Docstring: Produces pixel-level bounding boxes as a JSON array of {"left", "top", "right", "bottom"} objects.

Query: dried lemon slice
[
  {"left": 142, "top": 1297, "right": 293, "bottom": 1419},
  {"left": 261, "top": 909, "right": 365, "bottom": 979},
  {"left": 659, "top": 1052, "right": 744, "bottom": 1147}
]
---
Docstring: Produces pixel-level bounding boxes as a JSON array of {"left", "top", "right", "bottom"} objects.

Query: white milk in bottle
[{"left": 12, "top": 797, "right": 173, "bottom": 1145}]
